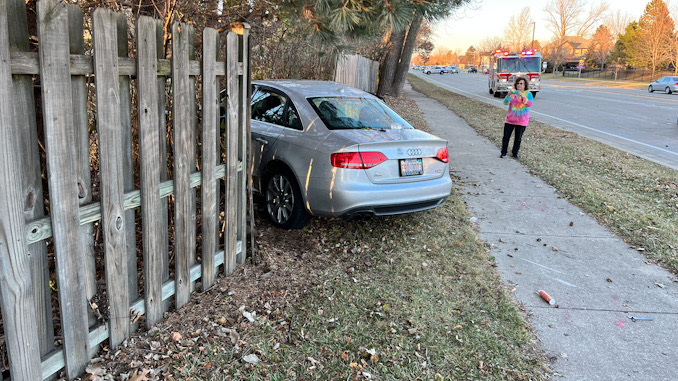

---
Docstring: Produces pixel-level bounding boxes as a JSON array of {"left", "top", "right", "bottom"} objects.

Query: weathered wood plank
[
  {"left": 235, "top": 24, "right": 251, "bottom": 264},
  {"left": 0, "top": 1, "right": 42, "bottom": 379},
  {"left": 116, "top": 11, "right": 139, "bottom": 314},
  {"left": 67, "top": 6, "right": 99, "bottom": 356},
  {"left": 201, "top": 27, "right": 219, "bottom": 290},
  {"left": 224, "top": 31, "right": 239, "bottom": 274},
  {"left": 93, "top": 7, "right": 130, "bottom": 349},
  {"left": 137, "top": 15, "right": 164, "bottom": 327},
  {"left": 172, "top": 22, "right": 194, "bottom": 308},
  {"left": 25, "top": 163, "right": 233, "bottom": 244},
  {"left": 8, "top": 0, "right": 55, "bottom": 361},
  {"left": 156, "top": 19, "right": 171, "bottom": 316},
  {"left": 37, "top": 0, "right": 90, "bottom": 376},
  {"left": 187, "top": 26, "right": 197, "bottom": 292}
]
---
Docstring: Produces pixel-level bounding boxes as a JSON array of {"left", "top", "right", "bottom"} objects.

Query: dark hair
[{"left": 514, "top": 76, "right": 528, "bottom": 89}]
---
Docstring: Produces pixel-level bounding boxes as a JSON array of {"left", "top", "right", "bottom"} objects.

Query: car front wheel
[
  {"left": 665, "top": 87, "right": 672, "bottom": 94},
  {"left": 648, "top": 85, "right": 653, "bottom": 93},
  {"left": 264, "top": 168, "right": 310, "bottom": 229}
]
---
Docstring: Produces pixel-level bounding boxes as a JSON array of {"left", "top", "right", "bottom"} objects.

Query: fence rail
[{"left": 0, "top": 0, "right": 250, "bottom": 379}]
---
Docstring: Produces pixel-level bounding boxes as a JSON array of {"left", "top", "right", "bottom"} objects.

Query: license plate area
[{"left": 399, "top": 158, "right": 423, "bottom": 176}]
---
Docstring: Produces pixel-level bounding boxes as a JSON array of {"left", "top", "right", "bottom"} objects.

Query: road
[{"left": 411, "top": 70, "right": 678, "bottom": 169}]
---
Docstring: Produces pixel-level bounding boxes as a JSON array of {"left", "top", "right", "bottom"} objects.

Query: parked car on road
[
  {"left": 648, "top": 76, "right": 678, "bottom": 94},
  {"left": 425, "top": 66, "right": 447, "bottom": 75},
  {"left": 245, "top": 80, "right": 452, "bottom": 229},
  {"left": 467, "top": 67, "right": 477, "bottom": 73},
  {"left": 447, "top": 66, "right": 460, "bottom": 74}
]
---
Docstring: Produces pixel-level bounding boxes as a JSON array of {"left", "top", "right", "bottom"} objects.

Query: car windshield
[
  {"left": 309, "top": 97, "right": 414, "bottom": 130},
  {"left": 498, "top": 57, "right": 541, "bottom": 73}
]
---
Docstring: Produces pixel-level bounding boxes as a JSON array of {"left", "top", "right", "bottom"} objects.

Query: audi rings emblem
[{"left": 407, "top": 148, "right": 422, "bottom": 156}]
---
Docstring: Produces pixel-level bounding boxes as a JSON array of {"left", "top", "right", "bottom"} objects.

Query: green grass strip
[{"left": 408, "top": 74, "right": 678, "bottom": 274}]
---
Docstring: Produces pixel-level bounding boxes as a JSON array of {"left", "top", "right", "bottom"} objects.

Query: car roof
[{"left": 253, "top": 80, "right": 374, "bottom": 99}]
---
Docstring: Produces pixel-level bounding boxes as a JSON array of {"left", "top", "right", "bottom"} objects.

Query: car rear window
[{"left": 308, "top": 97, "right": 414, "bottom": 131}]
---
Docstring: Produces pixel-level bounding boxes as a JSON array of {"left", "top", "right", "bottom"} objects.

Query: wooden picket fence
[
  {"left": 334, "top": 53, "right": 380, "bottom": 94},
  {"left": 0, "top": 0, "right": 250, "bottom": 379}
]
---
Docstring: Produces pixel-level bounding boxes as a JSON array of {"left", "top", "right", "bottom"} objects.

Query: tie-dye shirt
[{"left": 503, "top": 90, "right": 533, "bottom": 126}]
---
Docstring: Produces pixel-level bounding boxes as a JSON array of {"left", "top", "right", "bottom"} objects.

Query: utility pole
[{"left": 531, "top": 22, "right": 535, "bottom": 50}]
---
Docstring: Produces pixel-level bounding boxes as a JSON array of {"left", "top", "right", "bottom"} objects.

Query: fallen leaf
[
  {"left": 341, "top": 351, "right": 349, "bottom": 361},
  {"left": 552, "top": 247, "right": 559, "bottom": 252},
  {"left": 171, "top": 332, "right": 182, "bottom": 342},
  {"left": 243, "top": 354, "right": 260, "bottom": 365},
  {"left": 128, "top": 369, "right": 152, "bottom": 381},
  {"left": 217, "top": 316, "right": 227, "bottom": 325}
]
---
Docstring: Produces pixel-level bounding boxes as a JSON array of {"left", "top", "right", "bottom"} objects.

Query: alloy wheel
[{"left": 266, "top": 174, "right": 294, "bottom": 224}]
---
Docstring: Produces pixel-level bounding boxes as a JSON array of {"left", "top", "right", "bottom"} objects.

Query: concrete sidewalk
[{"left": 404, "top": 83, "right": 678, "bottom": 380}]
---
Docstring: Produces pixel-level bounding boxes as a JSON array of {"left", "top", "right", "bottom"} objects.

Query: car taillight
[
  {"left": 435, "top": 147, "right": 449, "bottom": 163},
  {"left": 331, "top": 152, "right": 387, "bottom": 169}
]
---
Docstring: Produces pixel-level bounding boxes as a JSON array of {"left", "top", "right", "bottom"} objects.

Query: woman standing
[{"left": 500, "top": 76, "right": 533, "bottom": 159}]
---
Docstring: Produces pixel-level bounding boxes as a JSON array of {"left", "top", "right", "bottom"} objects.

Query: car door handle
[{"left": 255, "top": 137, "right": 269, "bottom": 145}]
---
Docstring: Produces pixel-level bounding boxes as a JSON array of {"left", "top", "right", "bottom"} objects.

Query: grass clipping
[{"left": 409, "top": 74, "right": 678, "bottom": 274}]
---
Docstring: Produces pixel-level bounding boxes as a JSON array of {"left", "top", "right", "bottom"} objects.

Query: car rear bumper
[{"left": 304, "top": 174, "right": 452, "bottom": 217}]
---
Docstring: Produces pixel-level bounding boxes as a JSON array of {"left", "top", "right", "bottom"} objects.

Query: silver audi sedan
[{"left": 249, "top": 80, "right": 452, "bottom": 229}]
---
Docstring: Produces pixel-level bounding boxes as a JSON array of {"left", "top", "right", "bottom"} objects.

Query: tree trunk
[
  {"left": 391, "top": 15, "right": 423, "bottom": 97},
  {"left": 377, "top": 27, "right": 406, "bottom": 98}
]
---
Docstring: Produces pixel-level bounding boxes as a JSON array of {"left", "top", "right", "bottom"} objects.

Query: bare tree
[
  {"left": 503, "top": 7, "right": 533, "bottom": 51},
  {"left": 587, "top": 24, "right": 614, "bottom": 69},
  {"left": 543, "top": 0, "right": 609, "bottom": 71},
  {"left": 477, "top": 36, "right": 504, "bottom": 54},
  {"left": 670, "top": 6, "right": 678, "bottom": 73},
  {"left": 605, "top": 9, "right": 633, "bottom": 41},
  {"left": 630, "top": 0, "right": 675, "bottom": 76}
]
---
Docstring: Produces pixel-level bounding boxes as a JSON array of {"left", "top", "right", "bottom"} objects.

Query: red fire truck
[{"left": 488, "top": 49, "right": 542, "bottom": 98}]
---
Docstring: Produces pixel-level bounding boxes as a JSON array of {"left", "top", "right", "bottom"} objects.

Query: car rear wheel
[
  {"left": 426, "top": 71, "right": 431, "bottom": 75},
  {"left": 648, "top": 85, "right": 653, "bottom": 93},
  {"left": 264, "top": 168, "right": 310, "bottom": 229},
  {"left": 440, "top": 71, "right": 444, "bottom": 75},
  {"left": 665, "top": 87, "right": 672, "bottom": 94}
]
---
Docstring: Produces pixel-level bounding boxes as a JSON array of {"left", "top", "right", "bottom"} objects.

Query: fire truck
[{"left": 488, "top": 49, "right": 542, "bottom": 98}]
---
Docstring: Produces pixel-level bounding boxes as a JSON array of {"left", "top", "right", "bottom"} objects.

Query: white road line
[
  {"left": 416, "top": 74, "right": 678, "bottom": 157},
  {"left": 518, "top": 257, "right": 565, "bottom": 274}
]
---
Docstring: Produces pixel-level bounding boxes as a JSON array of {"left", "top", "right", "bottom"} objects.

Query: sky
[{"left": 431, "top": 0, "right": 660, "bottom": 53}]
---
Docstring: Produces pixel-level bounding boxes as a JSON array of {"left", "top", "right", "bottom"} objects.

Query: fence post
[
  {"left": 201, "top": 26, "right": 219, "bottom": 289},
  {"left": 37, "top": 0, "right": 91, "bottom": 376},
  {"left": 116, "top": 12, "right": 139, "bottom": 312},
  {"left": 0, "top": 2, "right": 43, "bottom": 379},
  {"left": 66, "top": 6, "right": 99, "bottom": 358},
  {"left": 92, "top": 7, "right": 131, "bottom": 349},
  {"left": 7, "top": 0, "right": 55, "bottom": 361},
  {"left": 234, "top": 23, "right": 250, "bottom": 265},
  {"left": 172, "top": 21, "right": 195, "bottom": 308},
  {"left": 224, "top": 31, "right": 239, "bottom": 274},
  {"left": 137, "top": 15, "right": 164, "bottom": 328}
]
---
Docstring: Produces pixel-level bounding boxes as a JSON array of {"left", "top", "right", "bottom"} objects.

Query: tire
[
  {"left": 648, "top": 85, "right": 653, "bottom": 93},
  {"left": 665, "top": 87, "right": 672, "bottom": 94},
  {"left": 426, "top": 71, "right": 431, "bottom": 75},
  {"left": 489, "top": 88, "right": 494, "bottom": 94},
  {"left": 493, "top": 90, "right": 502, "bottom": 98},
  {"left": 440, "top": 71, "right": 444, "bottom": 75},
  {"left": 531, "top": 91, "right": 537, "bottom": 98},
  {"left": 264, "top": 168, "right": 310, "bottom": 229}
]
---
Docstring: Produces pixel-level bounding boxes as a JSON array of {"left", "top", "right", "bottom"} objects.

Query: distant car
[
  {"left": 244, "top": 80, "right": 452, "bottom": 229},
  {"left": 447, "top": 66, "right": 460, "bottom": 74},
  {"left": 425, "top": 66, "right": 447, "bottom": 75},
  {"left": 483, "top": 68, "right": 489, "bottom": 74},
  {"left": 467, "top": 67, "right": 477, "bottom": 73},
  {"left": 648, "top": 76, "right": 678, "bottom": 94}
]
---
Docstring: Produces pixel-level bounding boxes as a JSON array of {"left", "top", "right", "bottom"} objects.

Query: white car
[
  {"left": 447, "top": 66, "right": 460, "bottom": 74},
  {"left": 424, "top": 66, "right": 447, "bottom": 75}
]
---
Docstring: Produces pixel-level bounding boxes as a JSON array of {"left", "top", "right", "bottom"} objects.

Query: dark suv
[{"left": 467, "top": 67, "right": 477, "bottom": 73}]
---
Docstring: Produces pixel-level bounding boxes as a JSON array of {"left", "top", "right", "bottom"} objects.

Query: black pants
[{"left": 501, "top": 123, "right": 526, "bottom": 156}]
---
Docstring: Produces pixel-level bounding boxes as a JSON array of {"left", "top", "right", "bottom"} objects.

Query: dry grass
[{"left": 408, "top": 74, "right": 678, "bottom": 274}]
